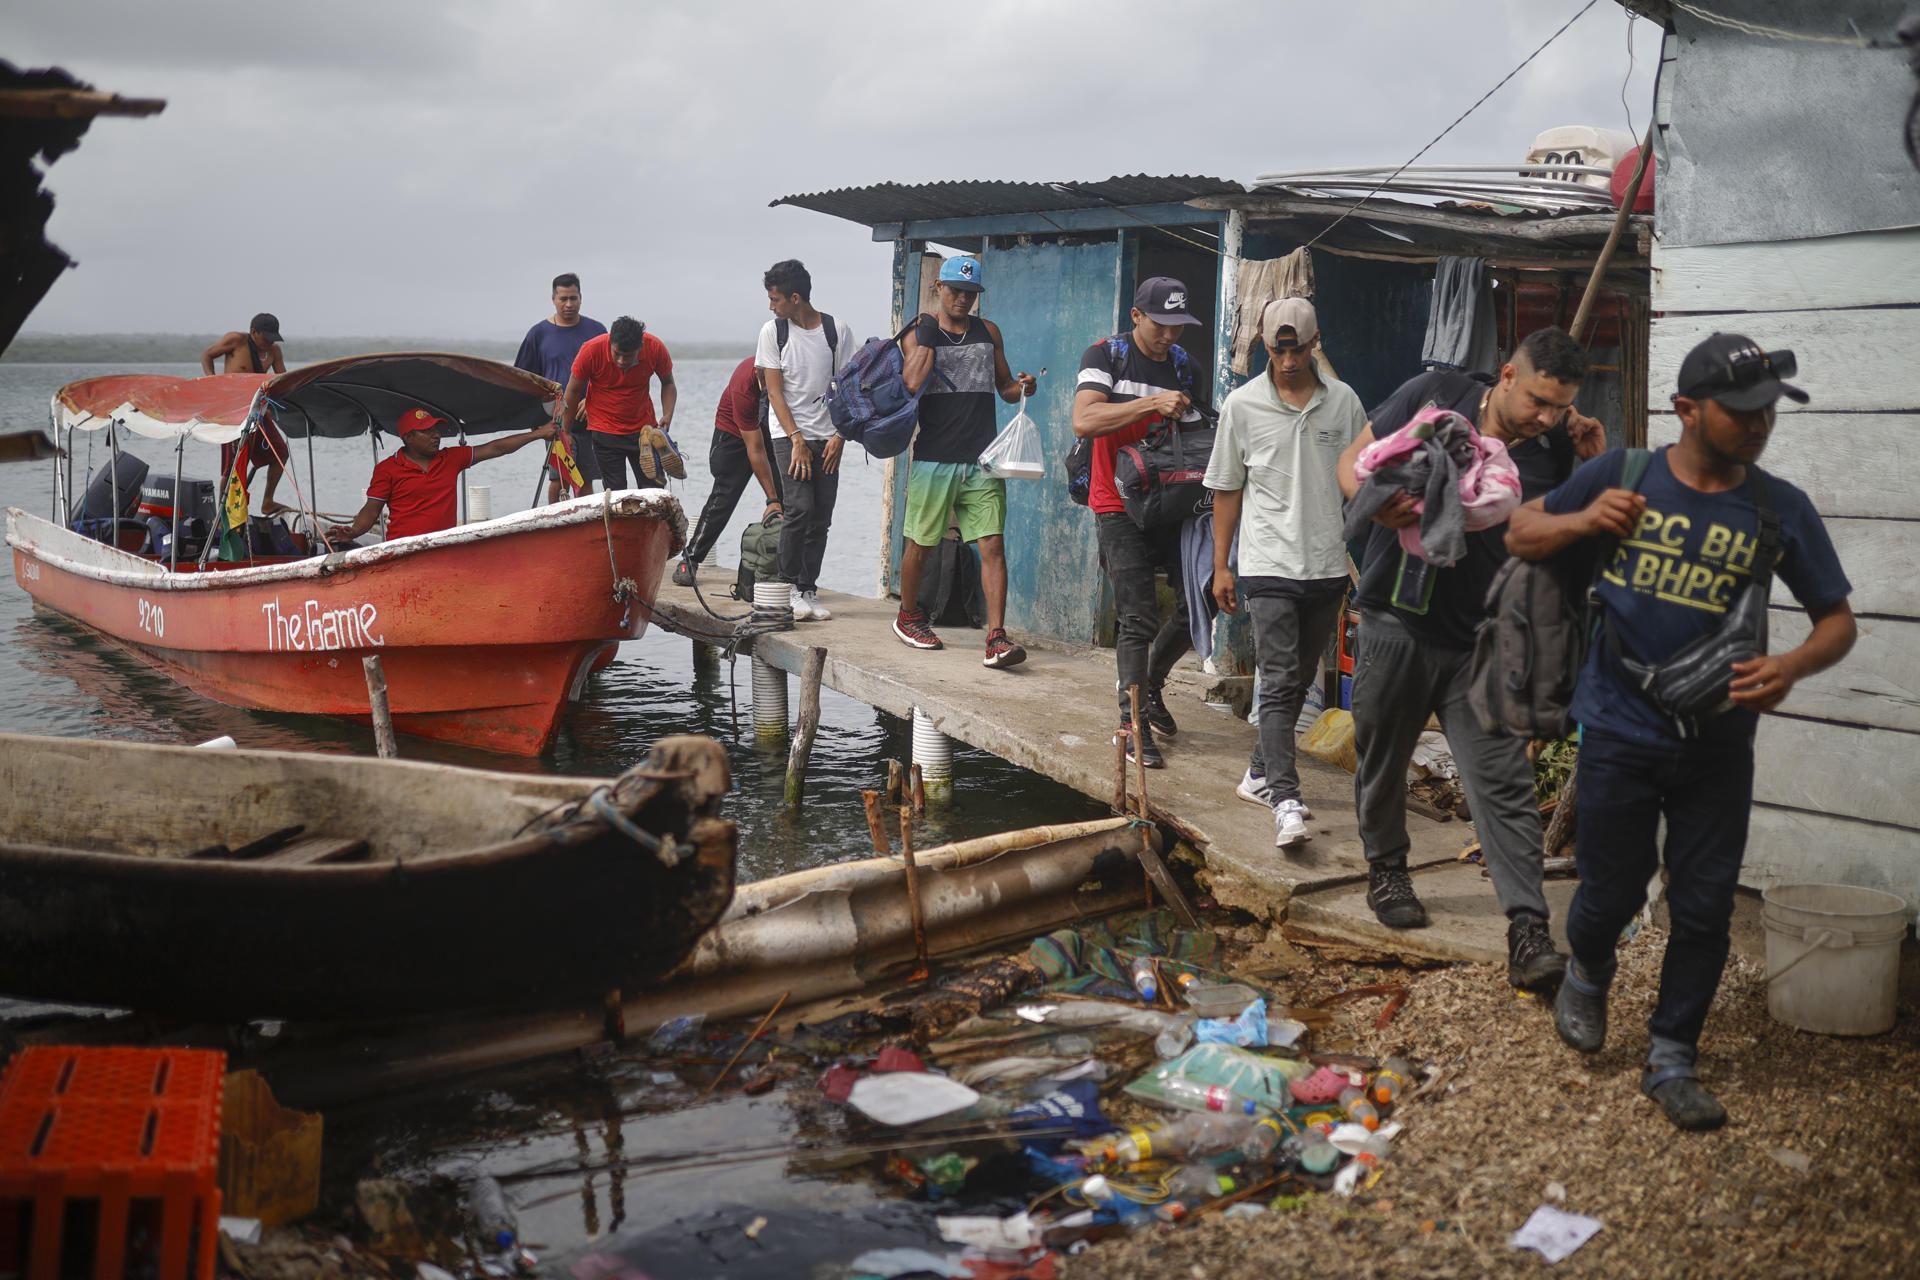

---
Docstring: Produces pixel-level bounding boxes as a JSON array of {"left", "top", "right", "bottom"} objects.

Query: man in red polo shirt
[
  {"left": 325, "top": 408, "right": 557, "bottom": 544},
  {"left": 560, "top": 314, "right": 684, "bottom": 491}
]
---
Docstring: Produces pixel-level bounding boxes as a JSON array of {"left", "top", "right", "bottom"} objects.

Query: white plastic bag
[{"left": 978, "top": 397, "right": 1045, "bottom": 480}]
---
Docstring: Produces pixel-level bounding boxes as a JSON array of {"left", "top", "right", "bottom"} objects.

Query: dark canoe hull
[{"left": 0, "top": 737, "right": 738, "bottom": 1021}]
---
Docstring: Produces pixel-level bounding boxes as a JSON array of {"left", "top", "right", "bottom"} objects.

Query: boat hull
[{"left": 7, "top": 493, "right": 683, "bottom": 754}]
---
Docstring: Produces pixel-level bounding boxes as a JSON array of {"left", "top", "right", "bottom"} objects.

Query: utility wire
[
  {"left": 1669, "top": 1, "right": 1877, "bottom": 47},
  {"left": 1299, "top": 0, "right": 1603, "bottom": 253}
]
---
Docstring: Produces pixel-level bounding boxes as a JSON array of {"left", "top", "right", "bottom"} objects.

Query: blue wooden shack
[{"left": 772, "top": 174, "right": 1649, "bottom": 659}]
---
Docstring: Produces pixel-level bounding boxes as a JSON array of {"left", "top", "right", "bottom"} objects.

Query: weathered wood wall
[{"left": 1649, "top": 226, "right": 1920, "bottom": 914}]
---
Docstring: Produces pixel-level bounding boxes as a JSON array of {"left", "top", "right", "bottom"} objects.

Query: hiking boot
[
  {"left": 1366, "top": 864, "right": 1428, "bottom": 929},
  {"left": 1642, "top": 1067, "right": 1727, "bottom": 1131},
  {"left": 1274, "top": 798, "right": 1310, "bottom": 848},
  {"left": 1235, "top": 768, "right": 1274, "bottom": 807},
  {"left": 892, "top": 608, "right": 942, "bottom": 650},
  {"left": 1553, "top": 959, "right": 1611, "bottom": 1054},
  {"left": 1115, "top": 719, "right": 1165, "bottom": 769},
  {"left": 1143, "top": 686, "right": 1179, "bottom": 737},
  {"left": 671, "top": 558, "right": 695, "bottom": 588},
  {"left": 1506, "top": 912, "right": 1568, "bottom": 992},
  {"left": 983, "top": 628, "right": 1026, "bottom": 669}
]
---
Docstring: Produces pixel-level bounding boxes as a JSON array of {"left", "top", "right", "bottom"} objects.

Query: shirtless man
[{"left": 201, "top": 313, "right": 286, "bottom": 375}]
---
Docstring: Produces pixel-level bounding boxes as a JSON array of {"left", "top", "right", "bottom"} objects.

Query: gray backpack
[{"left": 1468, "top": 448, "right": 1650, "bottom": 739}]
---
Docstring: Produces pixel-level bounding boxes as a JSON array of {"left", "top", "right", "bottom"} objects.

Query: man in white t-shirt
[{"left": 754, "top": 258, "right": 858, "bottom": 620}]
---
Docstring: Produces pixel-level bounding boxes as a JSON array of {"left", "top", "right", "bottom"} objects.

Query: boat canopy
[
  {"left": 50, "top": 353, "right": 560, "bottom": 445},
  {"left": 53, "top": 373, "right": 264, "bottom": 444}
]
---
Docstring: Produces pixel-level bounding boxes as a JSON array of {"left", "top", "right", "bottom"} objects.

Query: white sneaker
[
  {"left": 787, "top": 590, "right": 815, "bottom": 621},
  {"left": 1274, "top": 798, "right": 1311, "bottom": 848},
  {"left": 799, "top": 590, "right": 831, "bottom": 620},
  {"left": 1236, "top": 769, "right": 1274, "bottom": 807}
]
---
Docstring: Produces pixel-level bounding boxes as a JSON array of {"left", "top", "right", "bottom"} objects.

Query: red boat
[{"left": 6, "top": 354, "right": 686, "bottom": 755}]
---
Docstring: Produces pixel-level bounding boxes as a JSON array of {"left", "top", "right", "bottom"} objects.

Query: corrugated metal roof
[{"left": 770, "top": 174, "right": 1245, "bottom": 226}]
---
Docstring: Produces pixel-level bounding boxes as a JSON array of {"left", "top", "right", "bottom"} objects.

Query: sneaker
[
  {"left": 1506, "top": 912, "right": 1568, "bottom": 992},
  {"left": 799, "top": 590, "right": 831, "bottom": 620},
  {"left": 892, "top": 608, "right": 942, "bottom": 650},
  {"left": 1552, "top": 959, "right": 1611, "bottom": 1053},
  {"left": 983, "top": 628, "right": 1026, "bottom": 669},
  {"left": 640, "top": 426, "right": 685, "bottom": 481},
  {"left": 1641, "top": 1068, "right": 1728, "bottom": 1132},
  {"left": 1235, "top": 769, "right": 1274, "bottom": 807},
  {"left": 1274, "top": 798, "right": 1310, "bottom": 847},
  {"left": 671, "top": 559, "right": 695, "bottom": 588},
  {"left": 1114, "top": 719, "right": 1165, "bottom": 769},
  {"left": 1366, "top": 864, "right": 1429, "bottom": 929},
  {"left": 788, "top": 591, "right": 817, "bottom": 621},
  {"left": 1143, "top": 686, "right": 1179, "bottom": 737}
]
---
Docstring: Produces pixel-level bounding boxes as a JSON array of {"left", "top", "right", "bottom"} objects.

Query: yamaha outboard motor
[{"left": 71, "top": 454, "right": 152, "bottom": 548}]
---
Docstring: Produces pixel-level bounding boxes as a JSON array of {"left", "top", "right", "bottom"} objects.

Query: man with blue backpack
[
  {"left": 1071, "top": 276, "right": 1210, "bottom": 769},
  {"left": 892, "top": 255, "right": 1037, "bottom": 666}
]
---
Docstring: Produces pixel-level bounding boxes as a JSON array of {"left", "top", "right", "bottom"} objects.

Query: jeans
[
  {"left": 590, "top": 431, "right": 664, "bottom": 492},
  {"left": 686, "top": 429, "right": 770, "bottom": 564},
  {"left": 1246, "top": 588, "right": 1346, "bottom": 803},
  {"left": 1095, "top": 513, "right": 1190, "bottom": 718},
  {"left": 1350, "top": 609, "right": 1548, "bottom": 919},
  {"left": 1565, "top": 728, "right": 1755, "bottom": 1069},
  {"left": 771, "top": 435, "right": 837, "bottom": 593}
]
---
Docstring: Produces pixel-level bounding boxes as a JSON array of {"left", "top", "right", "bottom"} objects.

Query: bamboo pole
[
  {"left": 703, "top": 990, "right": 789, "bottom": 1097},
  {"left": 886, "top": 758, "right": 906, "bottom": 805},
  {"left": 1570, "top": 125, "right": 1653, "bottom": 342},
  {"left": 1126, "top": 685, "right": 1148, "bottom": 816},
  {"left": 861, "top": 790, "right": 891, "bottom": 855},
  {"left": 1113, "top": 723, "right": 1128, "bottom": 813},
  {"left": 783, "top": 646, "right": 827, "bottom": 809},
  {"left": 362, "top": 655, "right": 397, "bottom": 759},
  {"left": 900, "top": 804, "right": 929, "bottom": 982}
]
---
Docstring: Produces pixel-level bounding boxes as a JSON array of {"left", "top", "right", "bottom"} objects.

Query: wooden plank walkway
[{"left": 648, "top": 574, "right": 1523, "bottom": 966}]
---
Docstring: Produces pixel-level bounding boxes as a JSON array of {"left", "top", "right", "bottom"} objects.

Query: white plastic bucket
[{"left": 1762, "top": 883, "right": 1908, "bottom": 1036}]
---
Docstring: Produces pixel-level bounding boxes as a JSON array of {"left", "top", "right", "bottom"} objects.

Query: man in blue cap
[
  {"left": 894, "top": 255, "right": 1037, "bottom": 666},
  {"left": 1507, "top": 332, "right": 1855, "bottom": 1131}
]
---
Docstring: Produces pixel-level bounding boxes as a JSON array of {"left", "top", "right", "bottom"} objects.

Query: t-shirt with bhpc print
[
  {"left": 1544, "top": 446, "right": 1851, "bottom": 748},
  {"left": 1353, "top": 370, "right": 1577, "bottom": 649},
  {"left": 1075, "top": 337, "right": 1208, "bottom": 515},
  {"left": 755, "top": 316, "right": 858, "bottom": 442}
]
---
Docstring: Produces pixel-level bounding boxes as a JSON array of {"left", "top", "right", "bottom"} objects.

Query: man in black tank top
[{"left": 895, "top": 256, "right": 1036, "bottom": 668}]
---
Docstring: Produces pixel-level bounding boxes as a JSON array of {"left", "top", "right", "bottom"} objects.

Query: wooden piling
[
  {"left": 910, "top": 762, "right": 926, "bottom": 816},
  {"left": 783, "top": 646, "right": 827, "bottom": 809},
  {"left": 1127, "top": 684, "right": 1147, "bottom": 816},
  {"left": 900, "top": 804, "right": 929, "bottom": 982},
  {"left": 362, "top": 655, "right": 397, "bottom": 759},
  {"left": 886, "top": 758, "right": 906, "bottom": 805},
  {"left": 861, "top": 789, "right": 891, "bottom": 855},
  {"left": 1113, "top": 724, "right": 1128, "bottom": 813}
]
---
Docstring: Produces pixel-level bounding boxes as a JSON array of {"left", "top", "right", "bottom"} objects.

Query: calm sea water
[{"left": 0, "top": 359, "right": 1103, "bottom": 881}]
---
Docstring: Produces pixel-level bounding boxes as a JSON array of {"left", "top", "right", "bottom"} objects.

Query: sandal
[{"left": 1289, "top": 1064, "right": 1350, "bottom": 1105}]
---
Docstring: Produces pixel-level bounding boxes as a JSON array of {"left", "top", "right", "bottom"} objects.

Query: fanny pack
[{"left": 1605, "top": 467, "right": 1780, "bottom": 735}]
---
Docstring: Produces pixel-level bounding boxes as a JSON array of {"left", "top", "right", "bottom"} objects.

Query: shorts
[{"left": 903, "top": 461, "right": 1005, "bottom": 547}]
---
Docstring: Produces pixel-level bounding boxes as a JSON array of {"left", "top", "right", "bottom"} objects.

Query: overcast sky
[{"left": 12, "top": 0, "right": 1662, "bottom": 346}]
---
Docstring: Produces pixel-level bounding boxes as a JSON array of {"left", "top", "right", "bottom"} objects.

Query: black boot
[
  {"left": 1553, "top": 957, "right": 1611, "bottom": 1053},
  {"left": 1366, "top": 863, "right": 1428, "bottom": 929},
  {"left": 1642, "top": 1066, "right": 1728, "bottom": 1131},
  {"left": 1507, "top": 912, "right": 1568, "bottom": 992}
]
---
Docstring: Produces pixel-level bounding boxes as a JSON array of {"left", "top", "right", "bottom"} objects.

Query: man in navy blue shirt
[
  {"left": 1507, "top": 333, "right": 1856, "bottom": 1131},
  {"left": 515, "top": 273, "right": 607, "bottom": 503}
]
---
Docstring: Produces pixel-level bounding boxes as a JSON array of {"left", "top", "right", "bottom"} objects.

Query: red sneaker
[
  {"left": 892, "top": 608, "right": 942, "bottom": 650},
  {"left": 983, "top": 627, "right": 1026, "bottom": 669}
]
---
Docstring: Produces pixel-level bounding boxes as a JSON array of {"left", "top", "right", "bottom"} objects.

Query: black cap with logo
[
  {"left": 1132, "top": 277, "right": 1201, "bottom": 327},
  {"left": 1676, "top": 332, "right": 1807, "bottom": 411}
]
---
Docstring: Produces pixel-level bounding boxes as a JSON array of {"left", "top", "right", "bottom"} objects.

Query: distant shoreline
[{"left": 3, "top": 334, "right": 754, "bottom": 364}]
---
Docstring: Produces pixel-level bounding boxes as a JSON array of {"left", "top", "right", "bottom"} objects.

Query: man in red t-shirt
[
  {"left": 325, "top": 407, "right": 557, "bottom": 544},
  {"left": 672, "top": 355, "right": 783, "bottom": 586},
  {"left": 560, "top": 314, "right": 683, "bottom": 491}
]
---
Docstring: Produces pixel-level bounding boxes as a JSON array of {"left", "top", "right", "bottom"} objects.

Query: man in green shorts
[{"left": 895, "top": 255, "right": 1037, "bottom": 667}]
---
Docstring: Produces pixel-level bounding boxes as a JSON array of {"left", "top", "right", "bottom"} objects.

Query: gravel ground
[{"left": 1070, "top": 925, "right": 1920, "bottom": 1279}]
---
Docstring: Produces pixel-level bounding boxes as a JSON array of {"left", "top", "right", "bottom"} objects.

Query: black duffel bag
[{"left": 1114, "top": 417, "right": 1216, "bottom": 529}]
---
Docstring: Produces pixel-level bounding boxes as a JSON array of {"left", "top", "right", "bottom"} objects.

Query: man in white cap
[{"left": 1205, "top": 298, "right": 1365, "bottom": 848}]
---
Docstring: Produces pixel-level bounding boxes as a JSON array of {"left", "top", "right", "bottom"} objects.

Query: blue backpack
[
  {"left": 1063, "top": 337, "right": 1200, "bottom": 506},
  {"left": 826, "top": 319, "right": 951, "bottom": 460}
]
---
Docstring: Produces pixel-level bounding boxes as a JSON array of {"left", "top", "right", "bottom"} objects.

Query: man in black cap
[
  {"left": 201, "top": 313, "right": 286, "bottom": 376},
  {"left": 1071, "top": 276, "right": 1210, "bottom": 768},
  {"left": 1506, "top": 332, "right": 1856, "bottom": 1131}
]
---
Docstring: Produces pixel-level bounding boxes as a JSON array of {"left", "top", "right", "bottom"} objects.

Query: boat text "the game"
[{"left": 261, "top": 599, "right": 385, "bottom": 652}]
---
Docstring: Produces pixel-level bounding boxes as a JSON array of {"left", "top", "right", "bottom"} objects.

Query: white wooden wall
[{"left": 1649, "top": 226, "right": 1920, "bottom": 916}]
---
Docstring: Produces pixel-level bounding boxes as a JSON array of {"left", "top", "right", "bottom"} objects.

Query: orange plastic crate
[{"left": 0, "top": 1046, "right": 225, "bottom": 1280}]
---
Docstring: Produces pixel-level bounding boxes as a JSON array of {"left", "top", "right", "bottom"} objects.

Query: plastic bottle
[
  {"left": 1290, "top": 1125, "right": 1341, "bottom": 1175},
  {"left": 1238, "top": 1114, "right": 1290, "bottom": 1163},
  {"left": 1335, "top": 1132, "right": 1395, "bottom": 1197},
  {"left": 1153, "top": 1075, "right": 1262, "bottom": 1116},
  {"left": 1130, "top": 955, "right": 1159, "bottom": 1003},
  {"left": 1167, "top": 1164, "right": 1238, "bottom": 1201},
  {"left": 466, "top": 1174, "right": 518, "bottom": 1252},
  {"left": 1371, "top": 1056, "right": 1413, "bottom": 1107},
  {"left": 1173, "top": 971, "right": 1200, "bottom": 997},
  {"left": 1338, "top": 1085, "right": 1381, "bottom": 1131},
  {"left": 1105, "top": 1111, "right": 1249, "bottom": 1164}
]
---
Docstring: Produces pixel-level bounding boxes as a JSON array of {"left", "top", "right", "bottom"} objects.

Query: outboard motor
[{"left": 71, "top": 454, "right": 152, "bottom": 549}]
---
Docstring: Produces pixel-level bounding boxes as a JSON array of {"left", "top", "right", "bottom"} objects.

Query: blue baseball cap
[{"left": 937, "top": 256, "right": 984, "bottom": 292}]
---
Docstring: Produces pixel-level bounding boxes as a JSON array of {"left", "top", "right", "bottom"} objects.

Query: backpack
[
  {"left": 1063, "top": 337, "right": 1203, "bottom": 507},
  {"left": 732, "top": 511, "right": 784, "bottom": 602},
  {"left": 1467, "top": 448, "right": 1651, "bottom": 739},
  {"left": 824, "top": 319, "right": 949, "bottom": 460},
  {"left": 923, "top": 536, "right": 988, "bottom": 629}
]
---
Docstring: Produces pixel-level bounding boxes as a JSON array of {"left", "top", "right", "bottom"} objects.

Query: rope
[
  {"left": 1669, "top": 1, "right": 1881, "bottom": 47},
  {"left": 600, "top": 485, "right": 642, "bottom": 630}
]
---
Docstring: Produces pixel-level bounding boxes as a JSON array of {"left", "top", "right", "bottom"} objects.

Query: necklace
[{"left": 940, "top": 320, "right": 969, "bottom": 344}]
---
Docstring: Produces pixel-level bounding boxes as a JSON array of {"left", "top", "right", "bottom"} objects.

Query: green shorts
[{"left": 903, "top": 461, "right": 1005, "bottom": 547}]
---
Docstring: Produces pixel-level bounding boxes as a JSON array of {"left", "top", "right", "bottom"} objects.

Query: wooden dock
[{"left": 649, "top": 575, "right": 1557, "bottom": 968}]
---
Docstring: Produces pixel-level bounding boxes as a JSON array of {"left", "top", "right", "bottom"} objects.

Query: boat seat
[{"left": 253, "top": 836, "right": 371, "bottom": 865}]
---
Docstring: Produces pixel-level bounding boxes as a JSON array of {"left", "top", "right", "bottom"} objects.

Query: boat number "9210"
[{"left": 137, "top": 597, "right": 165, "bottom": 638}]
